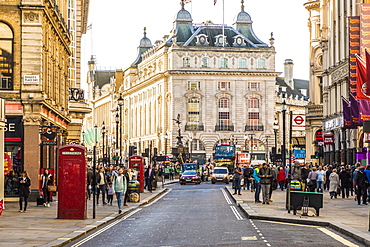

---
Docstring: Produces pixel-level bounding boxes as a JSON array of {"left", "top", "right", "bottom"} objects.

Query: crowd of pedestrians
[
  {"left": 232, "top": 161, "right": 370, "bottom": 206},
  {"left": 86, "top": 163, "right": 169, "bottom": 214}
]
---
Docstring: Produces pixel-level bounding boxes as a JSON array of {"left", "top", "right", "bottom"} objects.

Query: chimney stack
[{"left": 284, "top": 59, "right": 294, "bottom": 89}]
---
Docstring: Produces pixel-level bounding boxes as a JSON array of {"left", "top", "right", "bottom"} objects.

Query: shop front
[{"left": 4, "top": 116, "right": 23, "bottom": 197}]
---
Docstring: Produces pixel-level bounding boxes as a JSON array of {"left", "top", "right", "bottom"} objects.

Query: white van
[{"left": 211, "top": 167, "right": 229, "bottom": 184}]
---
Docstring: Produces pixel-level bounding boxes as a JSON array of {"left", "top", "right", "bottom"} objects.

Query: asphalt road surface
[{"left": 66, "top": 182, "right": 365, "bottom": 247}]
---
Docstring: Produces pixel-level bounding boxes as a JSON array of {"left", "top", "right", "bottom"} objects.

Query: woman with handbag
[
  {"left": 18, "top": 171, "right": 31, "bottom": 212},
  {"left": 41, "top": 169, "right": 53, "bottom": 207}
]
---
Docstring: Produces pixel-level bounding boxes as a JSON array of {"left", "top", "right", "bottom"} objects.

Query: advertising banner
[
  {"left": 349, "top": 16, "right": 360, "bottom": 96},
  {"left": 324, "top": 134, "right": 334, "bottom": 145},
  {"left": 350, "top": 93, "right": 360, "bottom": 126},
  {"left": 40, "top": 126, "right": 58, "bottom": 145},
  {"left": 360, "top": 4, "right": 370, "bottom": 58}
]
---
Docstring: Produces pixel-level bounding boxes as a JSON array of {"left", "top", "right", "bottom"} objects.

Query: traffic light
[
  {"left": 142, "top": 148, "right": 149, "bottom": 157},
  {"left": 314, "top": 151, "right": 319, "bottom": 159},
  {"left": 129, "top": 146, "right": 137, "bottom": 156}
]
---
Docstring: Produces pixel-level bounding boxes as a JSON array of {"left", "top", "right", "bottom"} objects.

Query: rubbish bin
[
  {"left": 127, "top": 180, "right": 140, "bottom": 203},
  {"left": 290, "top": 191, "right": 323, "bottom": 216}
]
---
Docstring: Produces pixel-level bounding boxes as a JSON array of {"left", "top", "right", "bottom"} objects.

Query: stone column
[{"left": 23, "top": 116, "right": 41, "bottom": 190}]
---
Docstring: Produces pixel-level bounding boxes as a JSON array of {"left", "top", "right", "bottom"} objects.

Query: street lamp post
[
  {"left": 273, "top": 119, "right": 279, "bottom": 167},
  {"left": 92, "top": 125, "right": 98, "bottom": 219},
  {"left": 118, "top": 94, "right": 124, "bottom": 165},
  {"left": 115, "top": 108, "right": 119, "bottom": 166},
  {"left": 189, "top": 137, "right": 193, "bottom": 162},
  {"left": 102, "top": 122, "right": 105, "bottom": 166}
]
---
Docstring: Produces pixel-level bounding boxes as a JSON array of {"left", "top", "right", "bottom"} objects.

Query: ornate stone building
[
  {"left": 304, "top": 0, "right": 369, "bottom": 166},
  {"left": 119, "top": 2, "right": 279, "bottom": 164},
  {"left": 0, "top": 0, "right": 90, "bottom": 191}
]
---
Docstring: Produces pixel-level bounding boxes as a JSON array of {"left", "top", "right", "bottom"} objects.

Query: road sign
[
  {"left": 292, "top": 114, "right": 305, "bottom": 130},
  {"left": 294, "top": 150, "right": 306, "bottom": 158}
]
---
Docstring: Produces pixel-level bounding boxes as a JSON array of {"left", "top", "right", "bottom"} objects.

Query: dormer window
[
  {"left": 233, "top": 35, "right": 245, "bottom": 47},
  {"left": 196, "top": 34, "right": 209, "bottom": 46},
  {"left": 215, "top": 34, "right": 228, "bottom": 46}
]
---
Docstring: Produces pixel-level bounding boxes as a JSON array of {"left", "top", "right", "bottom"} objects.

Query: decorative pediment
[
  {"left": 214, "top": 34, "right": 228, "bottom": 47},
  {"left": 195, "top": 34, "right": 209, "bottom": 46},
  {"left": 233, "top": 35, "right": 245, "bottom": 47}
]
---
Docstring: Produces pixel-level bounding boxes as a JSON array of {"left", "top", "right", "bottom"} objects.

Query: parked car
[
  {"left": 211, "top": 167, "right": 229, "bottom": 184},
  {"left": 179, "top": 170, "right": 201, "bottom": 185}
]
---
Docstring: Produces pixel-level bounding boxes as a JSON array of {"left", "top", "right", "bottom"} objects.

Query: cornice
[
  {"left": 166, "top": 70, "right": 281, "bottom": 77},
  {"left": 304, "top": 1, "right": 320, "bottom": 10}
]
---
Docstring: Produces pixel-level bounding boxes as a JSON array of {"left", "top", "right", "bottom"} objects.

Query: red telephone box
[
  {"left": 129, "top": 156, "right": 145, "bottom": 193},
  {"left": 58, "top": 144, "right": 87, "bottom": 219}
]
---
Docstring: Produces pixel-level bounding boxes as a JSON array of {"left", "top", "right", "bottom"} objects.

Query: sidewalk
[
  {"left": 227, "top": 186, "right": 370, "bottom": 246},
  {"left": 0, "top": 179, "right": 178, "bottom": 247}
]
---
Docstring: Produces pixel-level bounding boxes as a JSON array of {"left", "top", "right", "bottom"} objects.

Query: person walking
[
  {"left": 364, "top": 165, "right": 370, "bottom": 203},
  {"left": 41, "top": 169, "right": 53, "bottom": 207},
  {"left": 96, "top": 167, "right": 108, "bottom": 205},
  {"left": 123, "top": 167, "right": 130, "bottom": 206},
  {"left": 253, "top": 164, "right": 262, "bottom": 203},
  {"left": 355, "top": 166, "right": 368, "bottom": 205},
  {"left": 259, "top": 163, "right": 272, "bottom": 205},
  {"left": 269, "top": 165, "right": 278, "bottom": 202},
  {"left": 339, "top": 166, "right": 351, "bottom": 198},
  {"left": 301, "top": 163, "right": 310, "bottom": 192},
  {"left": 112, "top": 168, "right": 127, "bottom": 214},
  {"left": 307, "top": 167, "right": 318, "bottom": 192},
  {"left": 87, "top": 165, "right": 93, "bottom": 200},
  {"left": 316, "top": 166, "right": 326, "bottom": 192},
  {"left": 18, "top": 171, "right": 31, "bottom": 213},
  {"left": 145, "top": 164, "right": 155, "bottom": 192},
  {"left": 233, "top": 167, "right": 242, "bottom": 195},
  {"left": 242, "top": 164, "right": 253, "bottom": 190},
  {"left": 276, "top": 167, "right": 286, "bottom": 191},
  {"left": 328, "top": 169, "right": 340, "bottom": 199}
]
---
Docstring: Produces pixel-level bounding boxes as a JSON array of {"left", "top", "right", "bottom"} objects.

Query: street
[{"left": 66, "top": 182, "right": 365, "bottom": 247}]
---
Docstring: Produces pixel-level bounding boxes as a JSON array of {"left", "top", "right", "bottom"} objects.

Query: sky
[{"left": 81, "top": 0, "right": 309, "bottom": 88}]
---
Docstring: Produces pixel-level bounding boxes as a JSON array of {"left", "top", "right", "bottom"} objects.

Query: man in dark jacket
[
  {"left": 242, "top": 164, "right": 253, "bottom": 190},
  {"left": 259, "top": 163, "right": 272, "bottom": 204},
  {"left": 339, "top": 166, "right": 351, "bottom": 198},
  {"left": 354, "top": 166, "right": 368, "bottom": 205},
  {"left": 145, "top": 164, "right": 156, "bottom": 192}
]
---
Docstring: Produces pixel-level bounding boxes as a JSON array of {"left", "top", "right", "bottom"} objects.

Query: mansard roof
[
  {"left": 180, "top": 24, "right": 268, "bottom": 48},
  {"left": 276, "top": 77, "right": 309, "bottom": 100}
]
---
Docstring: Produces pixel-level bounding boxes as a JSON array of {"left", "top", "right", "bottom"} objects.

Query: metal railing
[
  {"left": 245, "top": 125, "right": 264, "bottom": 131},
  {"left": 185, "top": 124, "right": 204, "bottom": 131},
  {"left": 215, "top": 125, "right": 234, "bottom": 131}
]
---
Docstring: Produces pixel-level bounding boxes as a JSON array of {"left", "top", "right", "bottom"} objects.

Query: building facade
[
  {"left": 0, "top": 0, "right": 90, "bottom": 192},
  {"left": 304, "top": 0, "right": 370, "bottom": 166},
  {"left": 119, "top": 3, "right": 279, "bottom": 164}
]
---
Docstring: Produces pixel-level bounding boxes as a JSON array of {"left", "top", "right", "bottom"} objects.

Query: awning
[{"left": 292, "top": 137, "right": 305, "bottom": 147}]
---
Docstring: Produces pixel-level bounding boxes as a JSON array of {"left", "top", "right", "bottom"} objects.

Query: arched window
[
  {"left": 188, "top": 97, "right": 200, "bottom": 125},
  {"left": 239, "top": 58, "right": 247, "bottom": 68},
  {"left": 257, "top": 59, "right": 265, "bottom": 69},
  {"left": 183, "top": 57, "right": 190, "bottom": 67},
  {"left": 0, "top": 22, "right": 14, "bottom": 90}
]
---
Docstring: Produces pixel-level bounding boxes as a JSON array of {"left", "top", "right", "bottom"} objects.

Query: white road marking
[
  {"left": 241, "top": 236, "right": 258, "bottom": 240},
  {"left": 317, "top": 227, "right": 359, "bottom": 247},
  {"left": 221, "top": 188, "right": 232, "bottom": 204},
  {"left": 230, "top": 205, "right": 244, "bottom": 220},
  {"left": 260, "top": 220, "right": 317, "bottom": 228},
  {"left": 143, "top": 189, "right": 172, "bottom": 207},
  {"left": 70, "top": 208, "right": 142, "bottom": 247}
]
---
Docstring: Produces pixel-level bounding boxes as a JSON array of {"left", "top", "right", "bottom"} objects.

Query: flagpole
[{"left": 222, "top": 0, "right": 225, "bottom": 47}]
